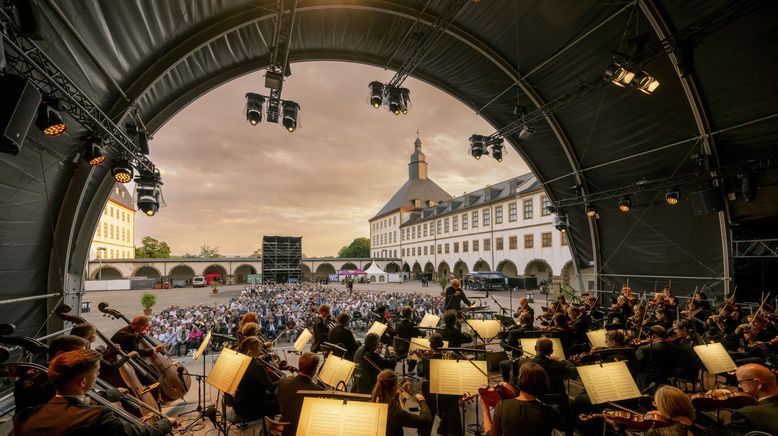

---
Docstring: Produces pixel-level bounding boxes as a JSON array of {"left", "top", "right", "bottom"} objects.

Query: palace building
[
  {"left": 370, "top": 136, "right": 573, "bottom": 285},
  {"left": 90, "top": 183, "right": 136, "bottom": 260}
]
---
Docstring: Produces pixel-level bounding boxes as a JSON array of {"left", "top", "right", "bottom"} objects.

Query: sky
[{"left": 134, "top": 61, "right": 530, "bottom": 257}]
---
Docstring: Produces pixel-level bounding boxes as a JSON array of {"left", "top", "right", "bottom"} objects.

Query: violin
[
  {"left": 478, "top": 382, "right": 518, "bottom": 408},
  {"left": 579, "top": 410, "right": 672, "bottom": 431},
  {"left": 690, "top": 389, "right": 756, "bottom": 411}
]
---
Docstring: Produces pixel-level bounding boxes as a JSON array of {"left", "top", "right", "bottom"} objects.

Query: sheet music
[
  {"left": 577, "top": 361, "right": 640, "bottom": 404},
  {"left": 194, "top": 330, "right": 212, "bottom": 361},
  {"left": 429, "top": 359, "right": 488, "bottom": 395},
  {"left": 419, "top": 313, "right": 441, "bottom": 328},
  {"left": 295, "top": 328, "right": 313, "bottom": 353},
  {"left": 408, "top": 337, "right": 449, "bottom": 353},
  {"left": 465, "top": 320, "right": 501, "bottom": 339},
  {"left": 318, "top": 354, "right": 355, "bottom": 389},
  {"left": 520, "top": 338, "right": 566, "bottom": 360},
  {"left": 694, "top": 342, "right": 737, "bottom": 374},
  {"left": 297, "top": 397, "right": 388, "bottom": 436},
  {"left": 586, "top": 329, "right": 607, "bottom": 349},
  {"left": 206, "top": 348, "right": 251, "bottom": 395},
  {"left": 367, "top": 321, "right": 387, "bottom": 337}
]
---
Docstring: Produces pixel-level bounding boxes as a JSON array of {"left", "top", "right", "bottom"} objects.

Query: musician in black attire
[
  {"left": 230, "top": 337, "right": 278, "bottom": 422},
  {"left": 395, "top": 306, "right": 423, "bottom": 372},
  {"left": 353, "top": 333, "right": 396, "bottom": 394},
  {"left": 443, "top": 279, "right": 472, "bottom": 313},
  {"left": 371, "top": 369, "right": 432, "bottom": 436},
  {"left": 374, "top": 305, "right": 397, "bottom": 347},
  {"left": 567, "top": 306, "right": 590, "bottom": 355},
  {"left": 440, "top": 310, "right": 472, "bottom": 348},
  {"left": 277, "top": 353, "right": 324, "bottom": 436},
  {"left": 11, "top": 349, "right": 175, "bottom": 435},
  {"left": 311, "top": 304, "right": 330, "bottom": 353},
  {"left": 499, "top": 312, "right": 534, "bottom": 383},
  {"left": 327, "top": 312, "right": 360, "bottom": 361},
  {"left": 419, "top": 334, "right": 462, "bottom": 436},
  {"left": 110, "top": 315, "right": 165, "bottom": 357},
  {"left": 635, "top": 325, "right": 677, "bottom": 391}
]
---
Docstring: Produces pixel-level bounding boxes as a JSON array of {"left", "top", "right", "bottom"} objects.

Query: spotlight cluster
[
  {"left": 135, "top": 167, "right": 163, "bottom": 216},
  {"left": 36, "top": 99, "right": 67, "bottom": 136},
  {"left": 245, "top": 93, "right": 300, "bottom": 132},
  {"left": 605, "top": 63, "right": 660, "bottom": 95},
  {"left": 367, "top": 82, "right": 411, "bottom": 115},
  {"left": 469, "top": 135, "right": 505, "bottom": 162}
]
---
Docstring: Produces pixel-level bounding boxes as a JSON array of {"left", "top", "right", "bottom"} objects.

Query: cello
[{"left": 98, "top": 302, "right": 191, "bottom": 401}]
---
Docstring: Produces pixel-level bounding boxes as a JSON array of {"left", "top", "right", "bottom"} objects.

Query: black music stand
[{"left": 179, "top": 329, "right": 214, "bottom": 432}]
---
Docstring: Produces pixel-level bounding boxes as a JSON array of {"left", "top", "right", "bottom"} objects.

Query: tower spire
[{"left": 409, "top": 133, "right": 427, "bottom": 180}]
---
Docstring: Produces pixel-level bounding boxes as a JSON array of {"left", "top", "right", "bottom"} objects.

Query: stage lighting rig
[
  {"left": 245, "top": 93, "right": 265, "bottom": 125},
  {"left": 368, "top": 81, "right": 384, "bottom": 108},
  {"left": 36, "top": 99, "right": 67, "bottom": 136},
  {"left": 553, "top": 212, "right": 569, "bottom": 233},
  {"left": 618, "top": 196, "right": 632, "bottom": 212},
  {"left": 469, "top": 134, "right": 489, "bottom": 160},
  {"left": 490, "top": 138, "right": 505, "bottom": 162},
  {"left": 585, "top": 203, "right": 597, "bottom": 217},
  {"left": 111, "top": 157, "right": 133, "bottom": 184},
  {"left": 282, "top": 101, "right": 300, "bottom": 132},
  {"left": 665, "top": 188, "right": 680, "bottom": 205},
  {"left": 243, "top": 93, "right": 300, "bottom": 132},
  {"left": 82, "top": 136, "right": 105, "bottom": 166},
  {"left": 135, "top": 167, "right": 163, "bottom": 216}
]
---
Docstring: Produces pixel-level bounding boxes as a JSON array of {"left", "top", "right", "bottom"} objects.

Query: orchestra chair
[
  {"left": 263, "top": 415, "right": 290, "bottom": 436},
  {"left": 224, "top": 395, "right": 264, "bottom": 435}
]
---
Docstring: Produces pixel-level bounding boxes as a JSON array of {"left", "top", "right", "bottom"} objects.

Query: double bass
[{"left": 98, "top": 302, "right": 191, "bottom": 402}]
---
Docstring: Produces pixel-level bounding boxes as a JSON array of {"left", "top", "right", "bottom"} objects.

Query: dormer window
[{"left": 413, "top": 199, "right": 421, "bottom": 207}]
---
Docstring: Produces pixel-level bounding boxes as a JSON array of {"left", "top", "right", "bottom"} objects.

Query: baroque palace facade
[
  {"left": 90, "top": 183, "right": 136, "bottom": 260},
  {"left": 369, "top": 136, "right": 574, "bottom": 284}
]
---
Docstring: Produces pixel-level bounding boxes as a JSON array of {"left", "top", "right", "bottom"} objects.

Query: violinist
[
  {"left": 705, "top": 304, "right": 740, "bottom": 350},
  {"left": 277, "top": 352, "right": 323, "bottom": 436},
  {"left": 327, "top": 312, "right": 360, "bottom": 361},
  {"left": 229, "top": 336, "right": 279, "bottom": 422},
  {"left": 680, "top": 298, "right": 711, "bottom": 334},
  {"left": 651, "top": 286, "right": 678, "bottom": 312},
  {"left": 371, "top": 369, "right": 431, "bottom": 436},
  {"left": 542, "top": 312, "right": 573, "bottom": 354},
  {"left": 620, "top": 285, "right": 636, "bottom": 304},
  {"left": 440, "top": 309, "right": 473, "bottom": 348},
  {"left": 481, "top": 362, "right": 563, "bottom": 436},
  {"left": 310, "top": 304, "right": 330, "bottom": 353},
  {"left": 635, "top": 325, "right": 677, "bottom": 390},
  {"left": 739, "top": 315, "right": 777, "bottom": 358},
  {"left": 499, "top": 312, "right": 535, "bottom": 383},
  {"left": 567, "top": 306, "right": 589, "bottom": 354},
  {"left": 418, "top": 334, "right": 462, "bottom": 436},
  {"left": 394, "top": 306, "right": 423, "bottom": 372},
  {"left": 374, "top": 305, "right": 397, "bottom": 349},
  {"left": 110, "top": 316, "right": 165, "bottom": 360},
  {"left": 513, "top": 296, "right": 534, "bottom": 319},
  {"left": 353, "top": 333, "right": 396, "bottom": 394},
  {"left": 728, "top": 363, "right": 778, "bottom": 435},
  {"left": 537, "top": 301, "right": 561, "bottom": 327},
  {"left": 607, "top": 295, "right": 633, "bottom": 326},
  {"left": 11, "top": 349, "right": 175, "bottom": 435},
  {"left": 606, "top": 385, "right": 700, "bottom": 436}
]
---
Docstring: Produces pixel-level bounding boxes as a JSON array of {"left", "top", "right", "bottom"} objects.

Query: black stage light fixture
[
  {"left": 282, "top": 100, "right": 300, "bottom": 132},
  {"left": 491, "top": 138, "right": 504, "bottom": 162},
  {"left": 387, "top": 86, "right": 404, "bottom": 115},
  {"left": 553, "top": 212, "right": 569, "bottom": 232},
  {"left": 604, "top": 63, "right": 635, "bottom": 88},
  {"left": 245, "top": 93, "right": 265, "bottom": 125},
  {"left": 125, "top": 121, "right": 149, "bottom": 155},
  {"left": 266, "top": 97, "right": 281, "bottom": 123},
  {"left": 665, "top": 188, "right": 680, "bottom": 205},
  {"left": 111, "top": 158, "right": 133, "bottom": 184},
  {"left": 83, "top": 136, "right": 105, "bottom": 166},
  {"left": 368, "top": 81, "right": 384, "bottom": 108},
  {"left": 518, "top": 125, "right": 534, "bottom": 140},
  {"left": 135, "top": 168, "right": 162, "bottom": 216},
  {"left": 469, "top": 134, "right": 488, "bottom": 160},
  {"left": 585, "top": 203, "right": 597, "bottom": 217},
  {"left": 400, "top": 88, "right": 411, "bottom": 114},
  {"left": 632, "top": 71, "right": 660, "bottom": 95},
  {"left": 618, "top": 196, "right": 631, "bottom": 212},
  {"left": 36, "top": 99, "right": 67, "bottom": 136}
]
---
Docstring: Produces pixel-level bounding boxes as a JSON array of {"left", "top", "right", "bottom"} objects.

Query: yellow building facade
[{"left": 91, "top": 183, "right": 136, "bottom": 260}]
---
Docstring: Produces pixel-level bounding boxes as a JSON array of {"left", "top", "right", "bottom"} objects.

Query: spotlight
[
  {"left": 368, "top": 81, "right": 384, "bottom": 108},
  {"left": 387, "top": 86, "right": 404, "bottom": 115},
  {"left": 490, "top": 138, "right": 504, "bottom": 162},
  {"left": 605, "top": 63, "right": 635, "bottom": 88},
  {"left": 400, "top": 88, "right": 411, "bottom": 114},
  {"left": 245, "top": 93, "right": 265, "bottom": 125},
  {"left": 553, "top": 213, "right": 569, "bottom": 232},
  {"left": 36, "top": 100, "right": 67, "bottom": 136},
  {"left": 111, "top": 158, "right": 133, "bottom": 184},
  {"left": 135, "top": 168, "right": 162, "bottom": 216},
  {"left": 282, "top": 100, "right": 300, "bottom": 132},
  {"left": 632, "top": 71, "right": 660, "bottom": 95},
  {"left": 83, "top": 136, "right": 105, "bottom": 166},
  {"left": 518, "top": 125, "right": 534, "bottom": 140},
  {"left": 469, "top": 134, "right": 489, "bottom": 160},
  {"left": 618, "top": 196, "right": 631, "bottom": 212},
  {"left": 585, "top": 203, "right": 597, "bottom": 217},
  {"left": 665, "top": 188, "right": 679, "bottom": 205}
]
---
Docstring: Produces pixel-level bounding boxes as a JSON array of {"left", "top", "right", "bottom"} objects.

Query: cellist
[{"left": 110, "top": 316, "right": 165, "bottom": 361}]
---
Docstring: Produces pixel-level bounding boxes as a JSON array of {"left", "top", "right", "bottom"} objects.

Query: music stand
[
  {"left": 206, "top": 348, "right": 252, "bottom": 435},
  {"left": 180, "top": 329, "right": 214, "bottom": 431}
]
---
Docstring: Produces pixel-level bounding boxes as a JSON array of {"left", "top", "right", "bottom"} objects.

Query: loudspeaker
[
  {"left": 690, "top": 188, "right": 723, "bottom": 216},
  {"left": 0, "top": 75, "right": 42, "bottom": 155}
]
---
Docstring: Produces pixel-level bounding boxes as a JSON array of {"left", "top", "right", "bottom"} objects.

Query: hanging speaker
[
  {"left": 690, "top": 188, "right": 723, "bottom": 216},
  {"left": 0, "top": 74, "right": 42, "bottom": 155}
]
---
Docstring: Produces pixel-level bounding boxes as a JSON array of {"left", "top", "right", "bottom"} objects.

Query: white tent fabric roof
[{"left": 365, "top": 263, "right": 386, "bottom": 274}]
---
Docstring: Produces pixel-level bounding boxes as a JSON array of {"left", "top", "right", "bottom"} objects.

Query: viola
[
  {"left": 579, "top": 410, "right": 672, "bottom": 431},
  {"left": 690, "top": 389, "right": 756, "bottom": 411},
  {"left": 478, "top": 382, "right": 518, "bottom": 408}
]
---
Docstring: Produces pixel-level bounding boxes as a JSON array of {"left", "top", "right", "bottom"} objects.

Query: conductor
[{"left": 444, "top": 278, "right": 472, "bottom": 313}]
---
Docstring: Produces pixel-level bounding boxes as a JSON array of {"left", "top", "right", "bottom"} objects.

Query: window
[
  {"left": 484, "top": 238, "right": 491, "bottom": 251},
  {"left": 394, "top": 231, "right": 397, "bottom": 242},
  {"left": 110, "top": 225, "right": 114, "bottom": 240},
  {"left": 412, "top": 247, "right": 416, "bottom": 256},
  {"left": 472, "top": 211, "right": 479, "bottom": 228},
  {"left": 483, "top": 208, "right": 490, "bottom": 226},
  {"left": 430, "top": 244, "right": 434, "bottom": 254},
  {"left": 524, "top": 234, "right": 534, "bottom": 249},
  {"left": 462, "top": 213, "right": 468, "bottom": 230},
  {"left": 541, "top": 195, "right": 551, "bottom": 216},
  {"left": 96, "top": 226, "right": 101, "bottom": 237},
  {"left": 508, "top": 202, "right": 517, "bottom": 222},
  {"left": 452, "top": 216, "right": 458, "bottom": 232},
  {"left": 424, "top": 246, "right": 428, "bottom": 255},
  {"left": 473, "top": 240, "right": 479, "bottom": 251},
  {"left": 423, "top": 223, "right": 428, "bottom": 237},
  {"left": 463, "top": 241, "right": 469, "bottom": 252},
  {"left": 412, "top": 227, "right": 416, "bottom": 239},
  {"left": 444, "top": 218, "right": 449, "bottom": 233},
  {"left": 109, "top": 249, "right": 114, "bottom": 258},
  {"left": 103, "top": 223, "right": 108, "bottom": 236},
  {"left": 402, "top": 248, "right": 405, "bottom": 256},
  {"left": 437, "top": 220, "right": 442, "bottom": 234},
  {"left": 445, "top": 243, "right": 450, "bottom": 254},
  {"left": 542, "top": 232, "right": 553, "bottom": 247},
  {"left": 495, "top": 206, "right": 503, "bottom": 224},
  {"left": 453, "top": 242, "right": 459, "bottom": 253},
  {"left": 437, "top": 244, "right": 442, "bottom": 254},
  {"left": 561, "top": 232, "right": 568, "bottom": 246},
  {"left": 509, "top": 236, "right": 518, "bottom": 249},
  {"left": 110, "top": 207, "right": 113, "bottom": 218},
  {"left": 417, "top": 225, "right": 421, "bottom": 238},
  {"left": 523, "top": 199, "right": 533, "bottom": 219},
  {"left": 496, "top": 237, "right": 504, "bottom": 250}
]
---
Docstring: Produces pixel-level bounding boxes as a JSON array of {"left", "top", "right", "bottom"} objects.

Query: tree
[
  {"left": 337, "top": 237, "right": 370, "bottom": 258},
  {"left": 199, "top": 244, "right": 222, "bottom": 258},
  {"left": 135, "top": 236, "right": 172, "bottom": 258}
]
